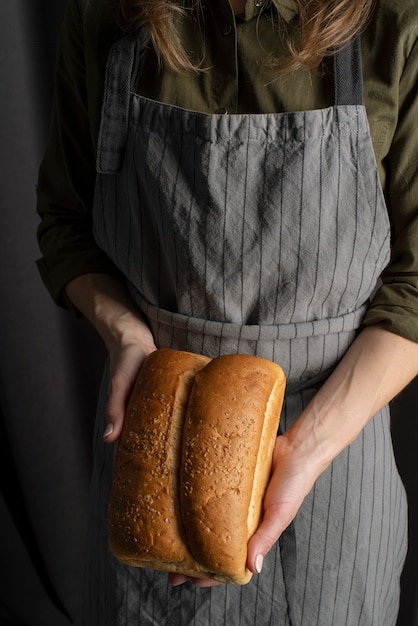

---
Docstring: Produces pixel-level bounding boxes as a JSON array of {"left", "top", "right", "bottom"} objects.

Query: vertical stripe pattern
[
  {"left": 82, "top": 35, "right": 407, "bottom": 625},
  {"left": 94, "top": 94, "right": 391, "bottom": 387}
]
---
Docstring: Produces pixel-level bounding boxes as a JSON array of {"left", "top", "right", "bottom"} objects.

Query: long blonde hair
[{"left": 110, "top": 0, "right": 374, "bottom": 73}]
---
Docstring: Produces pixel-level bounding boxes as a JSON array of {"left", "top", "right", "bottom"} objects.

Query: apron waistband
[
  {"left": 133, "top": 292, "right": 368, "bottom": 342},
  {"left": 131, "top": 292, "right": 367, "bottom": 392}
]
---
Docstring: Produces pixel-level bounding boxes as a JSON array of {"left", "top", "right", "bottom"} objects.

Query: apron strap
[
  {"left": 333, "top": 35, "right": 363, "bottom": 106},
  {"left": 96, "top": 30, "right": 150, "bottom": 174}
]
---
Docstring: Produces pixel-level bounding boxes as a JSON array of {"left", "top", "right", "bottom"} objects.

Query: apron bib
[{"left": 79, "top": 32, "right": 407, "bottom": 626}]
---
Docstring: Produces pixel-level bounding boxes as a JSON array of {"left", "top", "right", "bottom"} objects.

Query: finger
[
  {"left": 168, "top": 572, "right": 222, "bottom": 587},
  {"left": 190, "top": 578, "right": 222, "bottom": 588},
  {"left": 104, "top": 369, "right": 134, "bottom": 442},
  {"left": 168, "top": 573, "right": 190, "bottom": 586}
]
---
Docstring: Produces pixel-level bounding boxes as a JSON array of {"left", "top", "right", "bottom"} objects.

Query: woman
[{"left": 36, "top": 0, "right": 418, "bottom": 623}]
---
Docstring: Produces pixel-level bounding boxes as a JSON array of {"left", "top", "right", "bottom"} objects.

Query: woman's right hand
[
  {"left": 65, "top": 273, "right": 157, "bottom": 442},
  {"left": 103, "top": 314, "right": 156, "bottom": 442}
]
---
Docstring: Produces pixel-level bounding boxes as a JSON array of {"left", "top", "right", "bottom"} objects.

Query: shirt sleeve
[
  {"left": 35, "top": 0, "right": 120, "bottom": 312},
  {"left": 363, "top": 31, "right": 418, "bottom": 342}
]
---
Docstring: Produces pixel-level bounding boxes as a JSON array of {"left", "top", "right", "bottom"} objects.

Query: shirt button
[
  {"left": 215, "top": 107, "right": 228, "bottom": 114},
  {"left": 223, "top": 24, "right": 233, "bottom": 36}
]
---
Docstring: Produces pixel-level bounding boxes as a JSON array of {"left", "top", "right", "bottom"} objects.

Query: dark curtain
[
  {"left": 0, "top": 2, "right": 106, "bottom": 624},
  {"left": 0, "top": 1, "right": 417, "bottom": 624}
]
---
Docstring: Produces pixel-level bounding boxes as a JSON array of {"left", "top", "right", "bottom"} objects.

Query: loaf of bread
[{"left": 107, "top": 348, "right": 286, "bottom": 584}]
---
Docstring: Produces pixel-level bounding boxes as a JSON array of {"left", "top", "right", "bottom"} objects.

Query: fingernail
[
  {"left": 103, "top": 423, "right": 114, "bottom": 438},
  {"left": 255, "top": 554, "right": 264, "bottom": 574}
]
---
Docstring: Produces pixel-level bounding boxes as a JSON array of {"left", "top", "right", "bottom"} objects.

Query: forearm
[
  {"left": 65, "top": 273, "right": 156, "bottom": 441},
  {"left": 283, "top": 324, "right": 418, "bottom": 476},
  {"left": 65, "top": 272, "right": 153, "bottom": 351}
]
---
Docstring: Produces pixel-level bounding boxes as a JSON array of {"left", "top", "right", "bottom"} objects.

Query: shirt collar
[{"left": 244, "top": 0, "right": 298, "bottom": 22}]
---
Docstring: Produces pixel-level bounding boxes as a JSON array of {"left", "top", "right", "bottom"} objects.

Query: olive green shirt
[{"left": 36, "top": 0, "right": 418, "bottom": 341}]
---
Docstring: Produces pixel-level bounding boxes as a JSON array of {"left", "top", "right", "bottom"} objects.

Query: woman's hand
[
  {"left": 167, "top": 433, "right": 316, "bottom": 589},
  {"left": 65, "top": 273, "right": 157, "bottom": 441},
  {"left": 247, "top": 324, "right": 418, "bottom": 574},
  {"left": 103, "top": 315, "right": 156, "bottom": 442},
  {"left": 168, "top": 433, "right": 316, "bottom": 588},
  {"left": 246, "top": 434, "right": 315, "bottom": 575}
]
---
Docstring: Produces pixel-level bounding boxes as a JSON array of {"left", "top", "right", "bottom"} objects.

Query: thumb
[
  {"left": 104, "top": 368, "right": 133, "bottom": 442},
  {"left": 247, "top": 504, "right": 292, "bottom": 575}
]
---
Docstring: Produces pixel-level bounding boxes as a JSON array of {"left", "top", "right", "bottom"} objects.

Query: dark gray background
[{"left": 0, "top": 1, "right": 417, "bottom": 624}]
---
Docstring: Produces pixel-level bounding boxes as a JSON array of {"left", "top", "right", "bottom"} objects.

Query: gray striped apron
[{"left": 80, "top": 31, "right": 408, "bottom": 626}]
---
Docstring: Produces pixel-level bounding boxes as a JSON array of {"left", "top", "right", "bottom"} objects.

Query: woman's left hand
[
  {"left": 168, "top": 433, "right": 317, "bottom": 587},
  {"left": 246, "top": 433, "right": 319, "bottom": 575}
]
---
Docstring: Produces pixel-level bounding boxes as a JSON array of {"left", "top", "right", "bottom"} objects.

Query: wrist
[
  {"left": 282, "top": 326, "right": 418, "bottom": 475},
  {"left": 282, "top": 384, "right": 369, "bottom": 477},
  {"left": 65, "top": 273, "right": 152, "bottom": 350}
]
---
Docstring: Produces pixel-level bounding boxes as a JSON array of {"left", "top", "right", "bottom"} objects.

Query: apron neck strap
[
  {"left": 96, "top": 31, "right": 150, "bottom": 174},
  {"left": 333, "top": 35, "right": 363, "bottom": 106}
]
